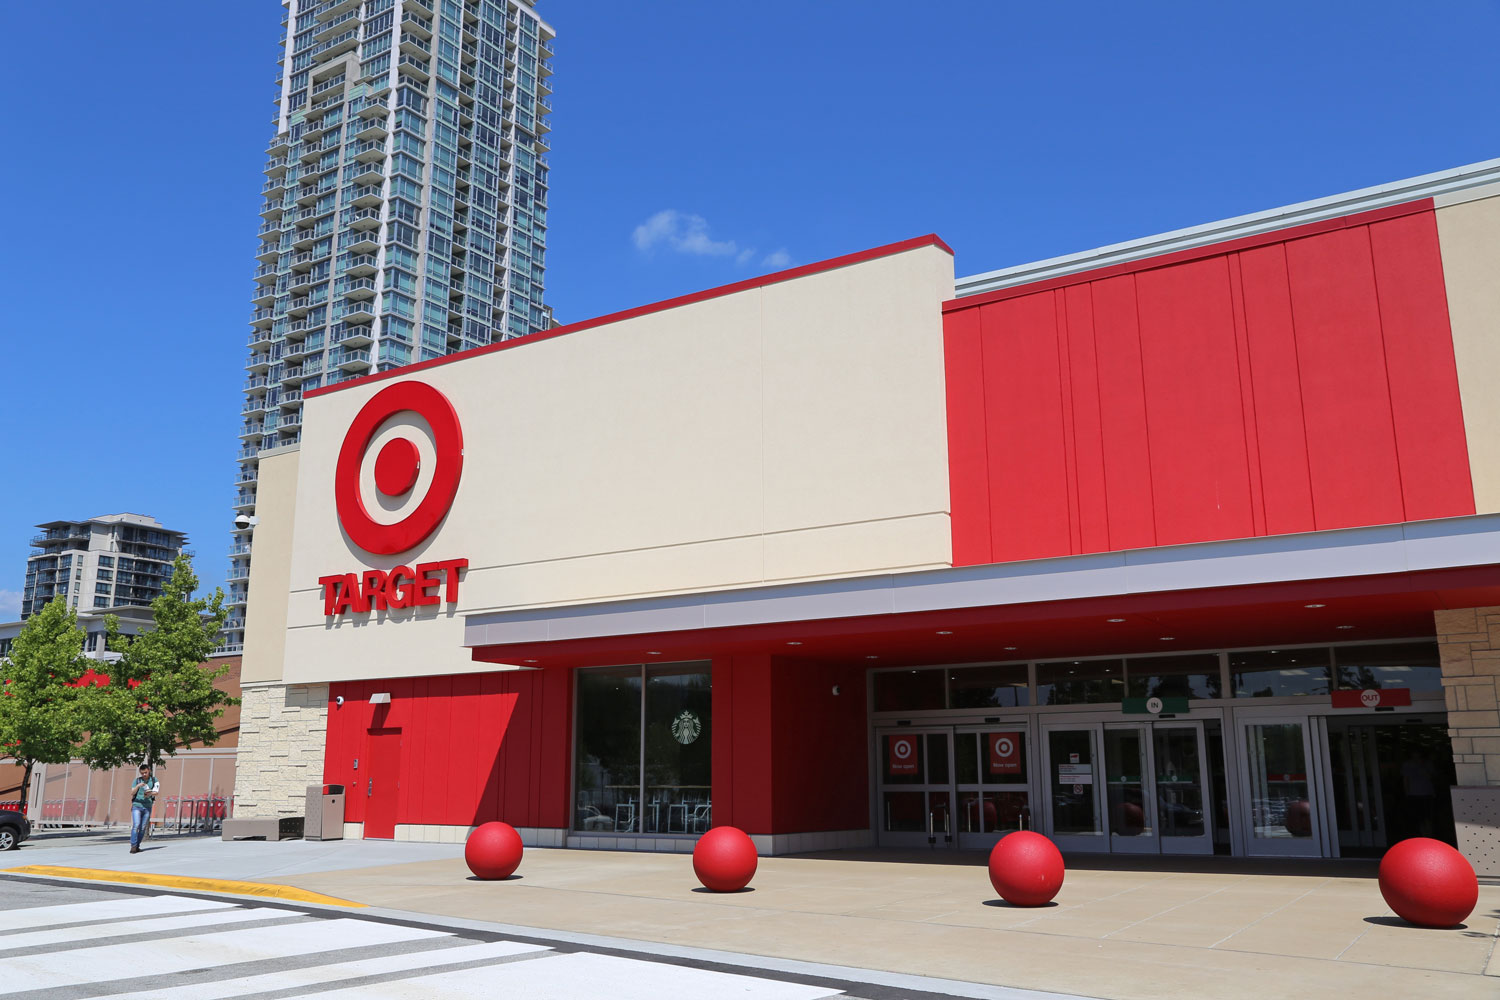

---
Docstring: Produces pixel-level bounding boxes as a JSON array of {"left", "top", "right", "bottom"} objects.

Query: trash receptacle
[{"left": 305, "top": 784, "right": 344, "bottom": 841}]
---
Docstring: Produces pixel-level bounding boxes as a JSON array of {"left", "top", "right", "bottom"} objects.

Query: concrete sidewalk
[{"left": 6, "top": 837, "right": 1499, "bottom": 999}]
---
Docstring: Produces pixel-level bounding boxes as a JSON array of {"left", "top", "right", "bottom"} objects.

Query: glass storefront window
[
  {"left": 873, "top": 669, "right": 945, "bottom": 712},
  {"left": 948, "top": 663, "right": 1029, "bottom": 708},
  {"left": 1231, "top": 648, "right": 1331, "bottom": 698},
  {"left": 1333, "top": 641, "right": 1441, "bottom": 692},
  {"left": 574, "top": 661, "right": 711, "bottom": 835},
  {"left": 1036, "top": 659, "right": 1124, "bottom": 706},
  {"left": 573, "top": 667, "right": 641, "bottom": 833},
  {"left": 644, "top": 664, "right": 712, "bottom": 835},
  {"left": 1126, "top": 654, "right": 1221, "bottom": 700}
]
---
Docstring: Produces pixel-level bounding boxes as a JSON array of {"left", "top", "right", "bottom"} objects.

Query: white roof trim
[
  {"left": 463, "top": 514, "right": 1500, "bottom": 648},
  {"left": 954, "top": 157, "right": 1500, "bottom": 298}
]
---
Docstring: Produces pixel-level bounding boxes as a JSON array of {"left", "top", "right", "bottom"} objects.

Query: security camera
[
  {"left": 233, "top": 513, "right": 258, "bottom": 530},
  {"left": 335, "top": 695, "right": 345, "bottom": 707}
]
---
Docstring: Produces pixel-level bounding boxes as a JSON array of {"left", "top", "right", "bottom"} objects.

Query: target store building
[{"left": 235, "top": 161, "right": 1500, "bottom": 869}]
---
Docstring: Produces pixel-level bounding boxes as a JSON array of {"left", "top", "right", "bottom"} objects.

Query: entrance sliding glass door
[
  {"left": 1151, "top": 724, "right": 1213, "bottom": 854},
  {"left": 1239, "top": 717, "right": 1322, "bottom": 857},
  {"left": 953, "top": 727, "right": 1032, "bottom": 850},
  {"left": 875, "top": 729, "right": 954, "bottom": 847},
  {"left": 1045, "top": 721, "right": 1214, "bottom": 855},
  {"left": 1104, "top": 725, "right": 1155, "bottom": 853},
  {"left": 1042, "top": 725, "right": 1108, "bottom": 852}
]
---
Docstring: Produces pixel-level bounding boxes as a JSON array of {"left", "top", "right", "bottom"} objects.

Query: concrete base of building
[
  {"left": 334, "top": 822, "right": 874, "bottom": 857},
  {"left": 749, "top": 828, "right": 875, "bottom": 856},
  {"left": 1453, "top": 785, "right": 1500, "bottom": 875},
  {"left": 338, "top": 823, "right": 569, "bottom": 848}
]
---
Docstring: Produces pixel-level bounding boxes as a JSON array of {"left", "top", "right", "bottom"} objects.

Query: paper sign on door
[
  {"left": 987, "top": 732, "right": 1023, "bottom": 776},
  {"left": 887, "top": 735, "right": 920, "bottom": 776},
  {"left": 1058, "top": 763, "right": 1093, "bottom": 784}
]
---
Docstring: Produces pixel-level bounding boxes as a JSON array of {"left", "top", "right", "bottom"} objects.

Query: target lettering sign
[
  {"left": 318, "top": 381, "right": 470, "bottom": 618},
  {"left": 887, "top": 735, "right": 920, "bottom": 776},
  {"left": 987, "top": 732, "right": 1022, "bottom": 776}
]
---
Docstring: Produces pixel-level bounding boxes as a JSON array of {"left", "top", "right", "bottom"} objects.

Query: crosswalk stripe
[
  {"left": 104, "top": 940, "right": 553, "bottom": 1000},
  {"left": 6, "top": 894, "right": 238, "bottom": 931},
  {"left": 0, "top": 916, "right": 452, "bottom": 993},
  {"left": 291, "top": 951, "right": 845, "bottom": 1000},
  {"left": 0, "top": 906, "right": 300, "bottom": 952}
]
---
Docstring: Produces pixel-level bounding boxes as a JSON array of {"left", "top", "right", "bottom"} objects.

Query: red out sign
[
  {"left": 988, "top": 732, "right": 1022, "bottom": 776},
  {"left": 887, "top": 735, "right": 919, "bottom": 776}
]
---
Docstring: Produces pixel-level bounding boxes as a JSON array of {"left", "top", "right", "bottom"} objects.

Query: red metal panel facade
[
  {"left": 711, "top": 655, "right": 870, "bottom": 835},
  {"left": 324, "top": 667, "right": 571, "bottom": 830},
  {"left": 942, "top": 201, "right": 1474, "bottom": 565}
]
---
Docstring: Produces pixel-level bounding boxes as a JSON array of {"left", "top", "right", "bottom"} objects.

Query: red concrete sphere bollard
[
  {"left": 988, "top": 830, "right": 1065, "bottom": 907},
  {"left": 1378, "top": 837, "right": 1478, "bottom": 928},
  {"left": 465, "top": 821, "right": 524, "bottom": 880},
  {"left": 693, "top": 825, "right": 758, "bottom": 892}
]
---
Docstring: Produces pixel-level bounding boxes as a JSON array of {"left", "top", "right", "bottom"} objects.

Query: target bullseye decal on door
[
  {"left": 887, "top": 735, "right": 919, "bottom": 776},
  {"left": 334, "top": 381, "right": 464, "bottom": 555}
]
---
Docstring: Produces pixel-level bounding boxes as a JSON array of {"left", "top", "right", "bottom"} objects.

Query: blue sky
[{"left": 1, "top": 1, "right": 1496, "bottom": 614}]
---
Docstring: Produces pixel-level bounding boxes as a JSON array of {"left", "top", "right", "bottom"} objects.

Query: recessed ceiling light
[
  {"left": 1160, "top": 636, "right": 1175, "bottom": 641},
  {"left": 786, "top": 641, "right": 802, "bottom": 646},
  {"left": 1337, "top": 625, "right": 1356, "bottom": 630},
  {"left": 1304, "top": 603, "right": 1326, "bottom": 609},
  {"left": 524, "top": 659, "right": 537, "bottom": 664},
  {"left": 936, "top": 630, "right": 953, "bottom": 635},
  {"left": 1004, "top": 646, "right": 1017, "bottom": 651},
  {"left": 1107, "top": 618, "right": 1125, "bottom": 623},
  {"left": 647, "top": 651, "right": 661, "bottom": 655},
  {"left": 865, "top": 655, "right": 879, "bottom": 659}
]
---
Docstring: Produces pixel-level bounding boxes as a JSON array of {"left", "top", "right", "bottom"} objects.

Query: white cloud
[
  {"left": 632, "top": 210, "right": 739, "bottom": 257},
  {"left": 0, "top": 590, "right": 19, "bottom": 620},
  {"left": 632, "top": 211, "right": 791, "bottom": 271}
]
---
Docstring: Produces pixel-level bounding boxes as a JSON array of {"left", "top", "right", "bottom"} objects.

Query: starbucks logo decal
[{"left": 670, "top": 710, "right": 702, "bottom": 745}]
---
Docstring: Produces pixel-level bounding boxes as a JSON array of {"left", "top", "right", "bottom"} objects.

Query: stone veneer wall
[
  {"left": 1436, "top": 608, "right": 1500, "bottom": 876},
  {"left": 233, "top": 683, "right": 329, "bottom": 817},
  {"left": 1436, "top": 608, "right": 1500, "bottom": 784}
]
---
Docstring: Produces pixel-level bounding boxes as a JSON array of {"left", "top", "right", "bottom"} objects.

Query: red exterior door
[{"left": 363, "top": 729, "right": 401, "bottom": 839}]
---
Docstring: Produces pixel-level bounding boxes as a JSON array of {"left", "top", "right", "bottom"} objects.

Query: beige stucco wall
[
  {"left": 1436, "top": 183, "right": 1500, "bottom": 515},
  {"left": 273, "top": 244, "right": 955, "bottom": 684},
  {"left": 241, "top": 446, "right": 301, "bottom": 685}
]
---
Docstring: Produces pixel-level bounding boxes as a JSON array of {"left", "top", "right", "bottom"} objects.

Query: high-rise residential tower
[
  {"left": 226, "top": 0, "right": 555, "bottom": 652},
  {"left": 21, "top": 514, "right": 188, "bottom": 618}
]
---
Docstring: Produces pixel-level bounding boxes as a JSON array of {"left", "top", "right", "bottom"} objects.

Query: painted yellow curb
[{"left": 2, "top": 865, "right": 366, "bottom": 909}]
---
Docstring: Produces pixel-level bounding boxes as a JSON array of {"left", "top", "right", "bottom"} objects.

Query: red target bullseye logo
[{"left": 334, "top": 381, "right": 463, "bottom": 555}]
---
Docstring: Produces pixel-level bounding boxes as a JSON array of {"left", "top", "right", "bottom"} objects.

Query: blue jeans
[{"left": 130, "top": 804, "right": 151, "bottom": 847}]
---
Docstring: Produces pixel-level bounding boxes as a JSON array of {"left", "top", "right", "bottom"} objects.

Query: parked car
[{"left": 0, "top": 810, "right": 31, "bottom": 850}]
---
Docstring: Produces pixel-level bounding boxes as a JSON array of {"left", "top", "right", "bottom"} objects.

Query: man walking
[{"left": 129, "top": 764, "right": 159, "bottom": 854}]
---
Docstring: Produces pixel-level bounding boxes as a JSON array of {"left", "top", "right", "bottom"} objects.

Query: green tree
[
  {"left": 0, "top": 598, "right": 95, "bottom": 810},
  {"left": 79, "top": 557, "right": 238, "bottom": 769}
]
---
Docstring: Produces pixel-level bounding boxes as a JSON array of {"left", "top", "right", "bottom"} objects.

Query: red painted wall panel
[
  {"left": 1237, "top": 245, "right": 1318, "bottom": 535},
  {"left": 1062, "top": 286, "right": 1110, "bottom": 553},
  {"left": 325, "top": 667, "right": 571, "bottom": 830},
  {"left": 1283, "top": 228, "right": 1407, "bottom": 529},
  {"left": 768, "top": 659, "right": 870, "bottom": 834},
  {"left": 1134, "top": 257, "right": 1257, "bottom": 546},
  {"left": 942, "top": 307, "right": 991, "bottom": 565},
  {"left": 979, "top": 292, "right": 1072, "bottom": 561},
  {"left": 1090, "top": 276, "right": 1158, "bottom": 550},
  {"left": 1367, "top": 213, "right": 1475, "bottom": 521},
  {"left": 944, "top": 201, "right": 1474, "bottom": 564},
  {"left": 712, "top": 655, "right": 869, "bottom": 835}
]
